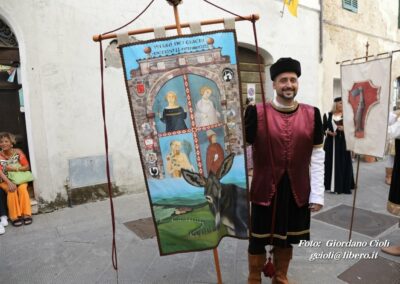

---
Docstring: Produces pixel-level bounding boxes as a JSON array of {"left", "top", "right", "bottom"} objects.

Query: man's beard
[{"left": 277, "top": 88, "right": 297, "bottom": 100}]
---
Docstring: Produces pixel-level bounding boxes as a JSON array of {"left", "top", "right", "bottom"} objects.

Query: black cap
[
  {"left": 270, "top": 57, "right": 301, "bottom": 81},
  {"left": 334, "top": 97, "right": 342, "bottom": 102}
]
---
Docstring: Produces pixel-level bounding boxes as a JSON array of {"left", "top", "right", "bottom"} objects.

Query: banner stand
[
  {"left": 170, "top": 3, "right": 224, "bottom": 283},
  {"left": 93, "top": 2, "right": 260, "bottom": 283},
  {"left": 338, "top": 41, "right": 393, "bottom": 241}
]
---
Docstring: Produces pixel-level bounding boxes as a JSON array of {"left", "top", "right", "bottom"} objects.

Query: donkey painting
[{"left": 181, "top": 153, "right": 248, "bottom": 237}]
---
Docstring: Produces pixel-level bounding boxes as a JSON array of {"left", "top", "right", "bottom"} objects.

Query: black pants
[
  {"left": 248, "top": 174, "right": 310, "bottom": 254},
  {"left": 0, "top": 189, "right": 7, "bottom": 217}
]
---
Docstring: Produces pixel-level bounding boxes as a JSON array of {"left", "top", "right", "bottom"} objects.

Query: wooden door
[
  {"left": 0, "top": 74, "right": 29, "bottom": 160},
  {"left": 238, "top": 46, "right": 266, "bottom": 104}
]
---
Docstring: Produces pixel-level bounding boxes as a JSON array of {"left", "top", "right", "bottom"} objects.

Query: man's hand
[{"left": 309, "top": 203, "right": 323, "bottom": 212}]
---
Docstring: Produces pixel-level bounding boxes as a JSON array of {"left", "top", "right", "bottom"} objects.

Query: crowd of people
[{"left": 0, "top": 132, "right": 33, "bottom": 235}]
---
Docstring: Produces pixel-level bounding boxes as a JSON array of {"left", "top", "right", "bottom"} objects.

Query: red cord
[{"left": 97, "top": 0, "right": 156, "bottom": 272}]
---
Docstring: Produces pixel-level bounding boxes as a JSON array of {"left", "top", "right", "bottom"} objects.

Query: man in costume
[{"left": 245, "top": 58, "right": 325, "bottom": 283}]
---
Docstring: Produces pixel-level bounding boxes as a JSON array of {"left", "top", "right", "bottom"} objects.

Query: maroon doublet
[{"left": 250, "top": 103, "right": 315, "bottom": 207}]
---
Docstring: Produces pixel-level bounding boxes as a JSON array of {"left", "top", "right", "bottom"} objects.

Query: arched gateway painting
[{"left": 119, "top": 30, "right": 249, "bottom": 255}]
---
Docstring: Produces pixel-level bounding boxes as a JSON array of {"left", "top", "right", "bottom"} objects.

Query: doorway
[
  {"left": 237, "top": 45, "right": 273, "bottom": 104},
  {"left": 0, "top": 19, "right": 32, "bottom": 198},
  {"left": 0, "top": 19, "right": 29, "bottom": 159}
]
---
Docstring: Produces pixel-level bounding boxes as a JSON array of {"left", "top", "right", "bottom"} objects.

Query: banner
[
  {"left": 120, "top": 31, "right": 249, "bottom": 255},
  {"left": 341, "top": 57, "right": 392, "bottom": 157}
]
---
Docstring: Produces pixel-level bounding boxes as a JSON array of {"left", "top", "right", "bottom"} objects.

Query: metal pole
[{"left": 92, "top": 14, "right": 259, "bottom": 42}]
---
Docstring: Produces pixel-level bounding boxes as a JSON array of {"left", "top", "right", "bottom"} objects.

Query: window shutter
[{"left": 343, "top": 0, "right": 358, "bottom": 13}]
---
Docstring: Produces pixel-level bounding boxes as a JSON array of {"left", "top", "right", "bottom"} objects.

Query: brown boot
[
  {"left": 248, "top": 253, "right": 266, "bottom": 284},
  {"left": 272, "top": 247, "right": 293, "bottom": 284},
  {"left": 381, "top": 245, "right": 400, "bottom": 256},
  {"left": 385, "top": 168, "right": 393, "bottom": 185}
]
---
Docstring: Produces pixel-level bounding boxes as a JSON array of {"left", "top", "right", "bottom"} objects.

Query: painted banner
[
  {"left": 119, "top": 31, "right": 249, "bottom": 255},
  {"left": 341, "top": 57, "right": 392, "bottom": 158}
]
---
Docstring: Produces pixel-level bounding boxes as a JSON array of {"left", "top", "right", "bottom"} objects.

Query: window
[{"left": 342, "top": 0, "right": 358, "bottom": 13}]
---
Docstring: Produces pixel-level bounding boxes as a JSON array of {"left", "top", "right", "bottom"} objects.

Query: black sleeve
[
  {"left": 322, "top": 113, "right": 328, "bottom": 133},
  {"left": 313, "top": 107, "right": 324, "bottom": 145},
  {"left": 244, "top": 105, "right": 257, "bottom": 144}
]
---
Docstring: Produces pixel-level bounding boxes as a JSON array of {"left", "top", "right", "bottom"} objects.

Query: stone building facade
[{"left": 321, "top": 0, "right": 400, "bottom": 111}]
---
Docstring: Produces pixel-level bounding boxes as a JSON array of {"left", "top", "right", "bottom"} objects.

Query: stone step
[{"left": 31, "top": 198, "right": 38, "bottom": 215}]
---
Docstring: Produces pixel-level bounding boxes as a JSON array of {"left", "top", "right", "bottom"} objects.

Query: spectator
[
  {"left": 323, "top": 97, "right": 355, "bottom": 194},
  {"left": 0, "top": 132, "right": 32, "bottom": 226}
]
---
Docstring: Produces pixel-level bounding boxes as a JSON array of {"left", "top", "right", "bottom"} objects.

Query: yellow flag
[{"left": 284, "top": 0, "right": 298, "bottom": 17}]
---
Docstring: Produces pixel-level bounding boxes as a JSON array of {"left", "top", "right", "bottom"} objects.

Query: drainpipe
[{"left": 319, "top": 0, "right": 323, "bottom": 62}]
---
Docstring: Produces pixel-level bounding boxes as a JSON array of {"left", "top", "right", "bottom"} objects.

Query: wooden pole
[
  {"left": 348, "top": 155, "right": 361, "bottom": 241},
  {"left": 169, "top": 3, "right": 222, "bottom": 283},
  {"left": 173, "top": 4, "right": 182, "bottom": 35},
  {"left": 92, "top": 14, "right": 259, "bottom": 42},
  {"left": 348, "top": 41, "right": 370, "bottom": 241},
  {"left": 213, "top": 248, "right": 223, "bottom": 284}
]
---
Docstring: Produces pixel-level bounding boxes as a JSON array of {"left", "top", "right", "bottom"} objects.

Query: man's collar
[{"left": 272, "top": 97, "right": 299, "bottom": 112}]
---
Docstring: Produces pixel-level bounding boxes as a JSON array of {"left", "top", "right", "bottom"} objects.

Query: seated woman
[{"left": 0, "top": 132, "right": 32, "bottom": 226}]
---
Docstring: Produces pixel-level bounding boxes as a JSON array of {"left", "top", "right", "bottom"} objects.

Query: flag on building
[{"left": 285, "top": 0, "right": 299, "bottom": 17}]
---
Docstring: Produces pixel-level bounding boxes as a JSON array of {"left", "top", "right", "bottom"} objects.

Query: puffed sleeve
[
  {"left": 313, "top": 107, "right": 324, "bottom": 147},
  {"left": 309, "top": 107, "right": 325, "bottom": 206}
]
